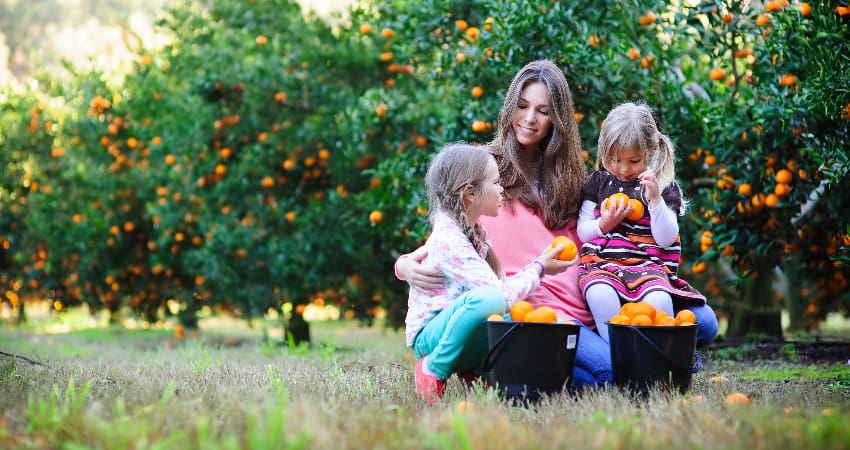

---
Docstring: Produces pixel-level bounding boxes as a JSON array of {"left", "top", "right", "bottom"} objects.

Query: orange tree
[
  {"left": 2, "top": 0, "right": 848, "bottom": 340},
  {"left": 671, "top": 1, "right": 850, "bottom": 337},
  {"left": 0, "top": 85, "right": 61, "bottom": 323}
]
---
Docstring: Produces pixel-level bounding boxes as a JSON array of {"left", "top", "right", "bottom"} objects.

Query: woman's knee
[{"left": 682, "top": 304, "right": 719, "bottom": 347}]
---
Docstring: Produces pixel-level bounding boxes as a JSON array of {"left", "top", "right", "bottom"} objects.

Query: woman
[{"left": 397, "top": 60, "right": 616, "bottom": 387}]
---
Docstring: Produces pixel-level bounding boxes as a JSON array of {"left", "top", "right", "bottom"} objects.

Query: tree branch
[{"left": 0, "top": 350, "right": 44, "bottom": 366}]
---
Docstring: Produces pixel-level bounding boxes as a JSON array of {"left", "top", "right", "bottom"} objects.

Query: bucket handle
[
  {"left": 631, "top": 326, "right": 701, "bottom": 374},
  {"left": 480, "top": 322, "right": 522, "bottom": 372}
]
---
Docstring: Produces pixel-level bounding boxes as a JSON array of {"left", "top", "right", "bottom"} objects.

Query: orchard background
[{"left": 0, "top": 0, "right": 848, "bottom": 342}]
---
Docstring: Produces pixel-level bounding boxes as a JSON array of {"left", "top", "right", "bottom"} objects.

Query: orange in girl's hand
[
  {"left": 510, "top": 300, "right": 534, "bottom": 321},
  {"left": 604, "top": 193, "right": 631, "bottom": 210},
  {"left": 550, "top": 235, "right": 578, "bottom": 261},
  {"left": 626, "top": 199, "right": 645, "bottom": 221}
]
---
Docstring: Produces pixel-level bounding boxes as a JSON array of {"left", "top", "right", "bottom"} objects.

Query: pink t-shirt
[{"left": 479, "top": 200, "right": 594, "bottom": 327}]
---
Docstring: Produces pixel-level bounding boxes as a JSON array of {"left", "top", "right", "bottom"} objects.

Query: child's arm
[
  {"left": 648, "top": 202, "right": 679, "bottom": 247},
  {"left": 640, "top": 171, "right": 680, "bottom": 247},
  {"left": 577, "top": 200, "right": 603, "bottom": 242}
]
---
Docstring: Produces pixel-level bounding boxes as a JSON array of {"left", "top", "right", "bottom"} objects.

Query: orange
[
  {"left": 765, "top": 193, "right": 779, "bottom": 208},
  {"left": 676, "top": 309, "right": 697, "bottom": 325},
  {"left": 626, "top": 47, "right": 640, "bottom": 60},
  {"left": 800, "top": 3, "right": 811, "bottom": 16},
  {"left": 631, "top": 302, "right": 656, "bottom": 321},
  {"left": 380, "top": 28, "right": 394, "bottom": 39},
  {"left": 626, "top": 199, "right": 645, "bottom": 221},
  {"left": 619, "top": 302, "right": 638, "bottom": 319},
  {"left": 255, "top": 35, "right": 268, "bottom": 46},
  {"left": 510, "top": 300, "right": 533, "bottom": 321},
  {"left": 737, "top": 183, "right": 752, "bottom": 197},
  {"left": 369, "top": 210, "right": 383, "bottom": 223},
  {"left": 471, "top": 86, "right": 484, "bottom": 98},
  {"left": 775, "top": 169, "right": 793, "bottom": 184},
  {"left": 486, "top": 314, "right": 504, "bottom": 322},
  {"left": 630, "top": 314, "right": 653, "bottom": 326},
  {"left": 535, "top": 306, "right": 558, "bottom": 323},
  {"left": 375, "top": 103, "right": 388, "bottom": 117},
  {"left": 709, "top": 67, "right": 726, "bottom": 81},
  {"left": 774, "top": 183, "right": 791, "bottom": 197},
  {"left": 471, "top": 120, "right": 486, "bottom": 133},
  {"left": 604, "top": 193, "right": 630, "bottom": 210},
  {"left": 756, "top": 14, "right": 771, "bottom": 26},
  {"left": 609, "top": 314, "right": 631, "bottom": 325},
  {"left": 550, "top": 236, "right": 578, "bottom": 261},
  {"left": 725, "top": 392, "right": 751, "bottom": 405},
  {"left": 359, "top": 24, "right": 372, "bottom": 34},
  {"left": 765, "top": 1, "right": 781, "bottom": 12},
  {"left": 656, "top": 315, "right": 678, "bottom": 326},
  {"left": 523, "top": 308, "right": 546, "bottom": 322}
]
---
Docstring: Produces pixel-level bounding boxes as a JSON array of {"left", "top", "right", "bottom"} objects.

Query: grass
[{"left": 1, "top": 314, "right": 849, "bottom": 450}]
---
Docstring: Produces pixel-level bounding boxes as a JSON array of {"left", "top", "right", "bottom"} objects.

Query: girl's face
[
  {"left": 608, "top": 147, "right": 647, "bottom": 181},
  {"left": 512, "top": 81, "right": 552, "bottom": 153},
  {"left": 466, "top": 158, "right": 503, "bottom": 223}
]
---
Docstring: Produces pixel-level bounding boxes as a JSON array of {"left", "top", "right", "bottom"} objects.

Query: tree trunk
[
  {"left": 726, "top": 259, "right": 783, "bottom": 339},
  {"left": 285, "top": 311, "right": 311, "bottom": 345},
  {"left": 15, "top": 301, "right": 26, "bottom": 324}
]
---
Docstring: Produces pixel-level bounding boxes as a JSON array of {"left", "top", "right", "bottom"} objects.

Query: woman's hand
[
  {"left": 535, "top": 243, "right": 578, "bottom": 277},
  {"left": 598, "top": 195, "right": 630, "bottom": 233},
  {"left": 396, "top": 246, "right": 444, "bottom": 291}
]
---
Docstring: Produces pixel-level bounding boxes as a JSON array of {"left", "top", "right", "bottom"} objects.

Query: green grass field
[{"left": 1, "top": 311, "right": 849, "bottom": 450}]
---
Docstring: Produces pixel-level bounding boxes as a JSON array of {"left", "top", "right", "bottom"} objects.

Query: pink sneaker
[
  {"left": 414, "top": 357, "right": 446, "bottom": 404},
  {"left": 458, "top": 371, "right": 490, "bottom": 390}
]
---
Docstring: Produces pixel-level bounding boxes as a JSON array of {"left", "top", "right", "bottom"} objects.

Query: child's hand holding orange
[{"left": 533, "top": 236, "right": 578, "bottom": 277}]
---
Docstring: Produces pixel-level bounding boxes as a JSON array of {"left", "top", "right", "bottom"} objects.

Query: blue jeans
[
  {"left": 413, "top": 286, "right": 505, "bottom": 380},
  {"left": 680, "top": 303, "right": 719, "bottom": 348},
  {"left": 571, "top": 303, "right": 719, "bottom": 388}
]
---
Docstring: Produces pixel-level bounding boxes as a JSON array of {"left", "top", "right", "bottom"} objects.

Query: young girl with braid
[
  {"left": 577, "top": 101, "right": 711, "bottom": 343},
  {"left": 405, "top": 143, "right": 576, "bottom": 404}
]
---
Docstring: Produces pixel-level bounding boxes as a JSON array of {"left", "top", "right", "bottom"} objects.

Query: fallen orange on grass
[{"left": 726, "top": 392, "right": 751, "bottom": 405}]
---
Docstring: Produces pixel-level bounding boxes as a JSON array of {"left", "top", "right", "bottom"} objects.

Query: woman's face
[{"left": 511, "top": 81, "right": 553, "bottom": 153}]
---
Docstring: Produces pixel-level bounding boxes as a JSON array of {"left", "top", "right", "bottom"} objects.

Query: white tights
[{"left": 586, "top": 284, "right": 674, "bottom": 343}]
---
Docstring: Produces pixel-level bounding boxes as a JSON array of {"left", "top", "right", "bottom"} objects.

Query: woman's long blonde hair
[
  {"left": 486, "top": 60, "right": 586, "bottom": 229},
  {"left": 426, "top": 143, "right": 501, "bottom": 274}
]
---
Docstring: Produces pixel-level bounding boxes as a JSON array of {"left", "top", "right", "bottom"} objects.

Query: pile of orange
[
  {"left": 487, "top": 300, "right": 558, "bottom": 323},
  {"left": 608, "top": 301, "right": 697, "bottom": 326}
]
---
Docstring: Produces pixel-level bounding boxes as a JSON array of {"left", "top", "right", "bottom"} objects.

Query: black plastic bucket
[
  {"left": 482, "top": 321, "right": 580, "bottom": 402},
  {"left": 608, "top": 322, "right": 699, "bottom": 395}
]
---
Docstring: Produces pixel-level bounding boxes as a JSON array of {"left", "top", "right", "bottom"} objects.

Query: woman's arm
[{"left": 394, "top": 246, "right": 444, "bottom": 291}]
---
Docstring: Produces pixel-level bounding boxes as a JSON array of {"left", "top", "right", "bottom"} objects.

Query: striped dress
[{"left": 577, "top": 170, "right": 706, "bottom": 306}]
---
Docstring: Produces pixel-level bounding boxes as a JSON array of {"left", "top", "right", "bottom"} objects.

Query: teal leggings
[{"left": 413, "top": 286, "right": 505, "bottom": 380}]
